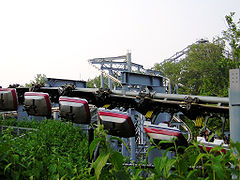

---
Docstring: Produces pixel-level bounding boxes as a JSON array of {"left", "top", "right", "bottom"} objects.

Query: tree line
[
  {"left": 154, "top": 12, "right": 240, "bottom": 97},
  {"left": 88, "top": 13, "right": 240, "bottom": 98}
]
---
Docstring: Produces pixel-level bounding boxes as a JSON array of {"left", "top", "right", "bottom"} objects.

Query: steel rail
[{"left": 111, "top": 90, "right": 229, "bottom": 105}]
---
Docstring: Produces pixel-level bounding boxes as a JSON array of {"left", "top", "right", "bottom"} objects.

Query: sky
[{"left": 0, "top": 0, "right": 240, "bottom": 88}]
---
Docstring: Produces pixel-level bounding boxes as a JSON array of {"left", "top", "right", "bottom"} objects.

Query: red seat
[
  {"left": 24, "top": 92, "right": 51, "bottom": 117},
  {"left": 0, "top": 88, "right": 18, "bottom": 111},
  {"left": 59, "top": 96, "right": 91, "bottom": 124}
]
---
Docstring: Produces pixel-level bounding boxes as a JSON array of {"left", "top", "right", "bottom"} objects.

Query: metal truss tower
[
  {"left": 160, "top": 39, "right": 209, "bottom": 64},
  {"left": 89, "top": 52, "right": 170, "bottom": 162},
  {"left": 88, "top": 52, "right": 164, "bottom": 92}
]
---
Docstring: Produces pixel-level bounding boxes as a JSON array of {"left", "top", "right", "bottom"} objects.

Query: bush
[
  {"left": 0, "top": 119, "right": 89, "bottom": 179},
  {"left": 1, "top": 119, "right": 240, "bottom": 179}
]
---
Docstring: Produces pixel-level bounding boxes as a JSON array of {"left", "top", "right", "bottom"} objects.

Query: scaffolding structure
[
  {"left": 88, "top": 52, "right": 189, "bottom": 161},
  {"left": 89, "top": 52, "right": 163, "bottom": 92},
  {"left": 160, "top": 39, "right": 209, "bottom": 64}
]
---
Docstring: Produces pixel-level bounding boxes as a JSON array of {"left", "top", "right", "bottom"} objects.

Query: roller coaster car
[
  {"left": 197, "top": 137, "right": 229, "bottom": 154},
  {"left": 0, "top": 88, "right": 18, "bottom": 111},
  {"left": 24, "top": 92, "right": 51, "bottom": 117},
  {"left": 98, "top": 109, "right": 135, "bottom": 138},
  {"left": 59, "top": 96, "right": 91, "bottom": 124},
  {"left": 144, "top": 121, "right": 188, "bottom": 149}
]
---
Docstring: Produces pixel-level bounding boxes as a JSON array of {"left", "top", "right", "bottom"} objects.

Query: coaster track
[{"left": 13, "top": 87, "right": 229, "bottom": 120}]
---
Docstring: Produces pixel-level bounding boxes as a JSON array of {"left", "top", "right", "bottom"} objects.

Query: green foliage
[
  {"left": 87, "top": 74, "right": 120, "bottom": 88},
  {"left": 89, "top": 124, "right": 130, "bottom": 180},
  {"left": 154, "top": 13, "right": 240, "bottom": 97},
  {"left": 154, "top": 40, "right": 229, "bottom": 96},
  {"left": 146, "top": 140, "right": 234, "bottom": 180},
  {"left": 150, "top": 154, "right": 176, "bottom": 179},
  {"left": 88, "top": 125, "right": 240, "bottom": 180},
  {"left": 0, "top": 119, "right": 89, "bottom": 179},
  {"left": 25, "top": 74, "right": 47, "bottom": 87},
  {"left": 182, "top": 41, "right": 228, "bottom": 96},
  {"left": 223, "top": 12, "right": 240, "bottom": 66},
  {"left": 154, "top": 61, "right": 182, "bottom": 89},
  {"left": 2, "top": 119, "right": 240, "bottom": 179},
  {"left": 87, "top": 75, "right": 102, "bottom": 88}
]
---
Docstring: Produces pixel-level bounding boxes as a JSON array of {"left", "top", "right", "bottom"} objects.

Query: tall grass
[
  {"left": 0, "top": 119, "right": 89, "bottom": 179},
  {"left": 1, "top": 118, "right": 240, "bottom": 179},
  {"left": 89, "top": 125, "right": 239, "bottom": 180}
]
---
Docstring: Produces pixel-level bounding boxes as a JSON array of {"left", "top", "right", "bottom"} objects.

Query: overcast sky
[{"left": 0, "top": 0, "right": 239, "bottom": 87}]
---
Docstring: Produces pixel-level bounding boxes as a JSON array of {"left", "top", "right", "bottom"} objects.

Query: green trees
[
  {"left": 179, "top": 40, "right": 228, "bottom": 96},
  {"left": 25, "top": 74, "right": 47, "bottom": 87},
  {"left": 87, "top": 75, "right": 112, "bottom": 88},
  {"left": 87, "top": 75, "right": 101, "bottom": 88},
  {"left": 154, "top": 13, "right": 240, "bottom": 97},
  {"left": 223, "top": 12, "right": 240, "bottom": 66},
  {"left": 154, "top": 40, "right": 228, "bottom": 96}
]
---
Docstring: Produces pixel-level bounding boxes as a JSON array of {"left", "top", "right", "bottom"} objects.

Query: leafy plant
[
  {"left": 0, "top": 119, "right": 89, "bottom": 179},
  {"left": 89, "top": 124, "right": 130, "bottom": 180},
  {"left": 1, "top": 119, "right": 240, "bottom": 180},
  {"left": 25, "top": 74, "right": 47, "bottom": 87}
]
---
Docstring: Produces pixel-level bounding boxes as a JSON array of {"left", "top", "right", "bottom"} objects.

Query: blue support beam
[
  {"left": 121, "top": 72, "right": 165, "bottom": 93},
  {"left": 46, "top": 78, "right": 87, "bottom": 88}
]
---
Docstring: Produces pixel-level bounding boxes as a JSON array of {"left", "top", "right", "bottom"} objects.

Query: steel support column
[{"left": 229, "top": 69, "right": 240, "bottom": 143}]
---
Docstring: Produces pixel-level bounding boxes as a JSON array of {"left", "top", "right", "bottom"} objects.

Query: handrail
[{"left": 88, "top": 60, "right": 123, "bottom": 87}]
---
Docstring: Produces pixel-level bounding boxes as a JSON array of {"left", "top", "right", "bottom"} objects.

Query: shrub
[{"left": 0, "top": 119, "right": 89, "bottom": 179}]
